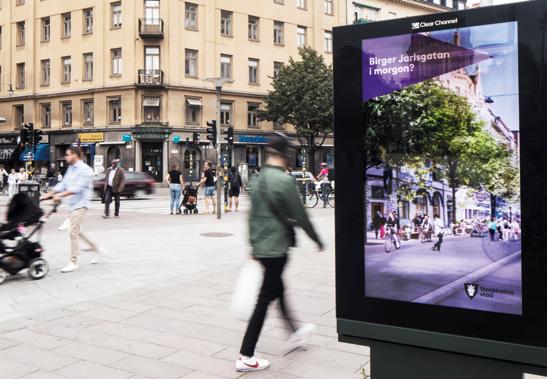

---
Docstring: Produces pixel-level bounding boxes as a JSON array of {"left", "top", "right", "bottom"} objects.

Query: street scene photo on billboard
[{"left": 362, "top": 21, "right": 522, "bottom": 315}]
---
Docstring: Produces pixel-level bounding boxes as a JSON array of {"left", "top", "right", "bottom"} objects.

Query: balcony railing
[
  {"left": 138, "top": 18, "right": 164, "bottom": 38},
  {"left": 138, "top": 69, "right": 164, "bottom": 86}
]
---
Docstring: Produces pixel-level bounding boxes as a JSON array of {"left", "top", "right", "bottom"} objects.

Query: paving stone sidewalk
[{"left": 0, "top": 206, "right": 370, "bottom": 379}]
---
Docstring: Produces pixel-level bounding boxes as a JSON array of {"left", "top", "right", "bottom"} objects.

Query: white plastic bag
[{"left": 231, "top": 260, "right": 263, "bottom": 321}]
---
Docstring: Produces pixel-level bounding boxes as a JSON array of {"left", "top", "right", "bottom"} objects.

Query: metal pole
[{"left": 215, "top": 84, "right": 222, "bottom": 220}]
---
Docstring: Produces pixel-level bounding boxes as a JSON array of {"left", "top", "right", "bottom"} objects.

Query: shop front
[
  {"left": 49, "top": 132, "right": 78, "bottom": 175},
  {"left": 133, "top": 126, "right": 170, "bottom": 182},
  {"left": 0, "top": 134, "right": 21, "bottom": 170},
  {"left": 233, "top": 134, "right": 270, "bottom": 172}
]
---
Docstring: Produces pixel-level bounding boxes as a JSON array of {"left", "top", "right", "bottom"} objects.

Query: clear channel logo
[{"left": 412, "top": 18, "right": 458, "bottom": 30}]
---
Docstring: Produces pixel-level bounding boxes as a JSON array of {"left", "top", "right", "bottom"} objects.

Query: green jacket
[{"left": 249, "top": 165, "right": 322, "bottom": 258}]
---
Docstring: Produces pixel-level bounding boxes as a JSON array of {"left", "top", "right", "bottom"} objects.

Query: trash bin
[{"left": 17, "top": 180, "right": 41, "bottom": 206}]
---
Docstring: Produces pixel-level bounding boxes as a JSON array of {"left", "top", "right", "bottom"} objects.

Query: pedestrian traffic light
[
  {"left": 32, "top": 129, "right": 43, "bottom": 146},
  {"left": 206, "top": 121, "right": 217, "bottom": 148},
  {"left": 226, "top": 126, "right": 234, "bottom": 146}
]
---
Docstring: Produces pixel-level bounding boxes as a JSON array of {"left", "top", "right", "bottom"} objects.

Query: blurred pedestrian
[
  {"left": 431, "top": 214, "right": 444, "bottom": 252},
  {"left": 16, "top": 167, "right": 28, "bottom": 183},
  {"left": 228, "top": 166, "right": 243, "bottom": 212},
  {"left": 41, "top": 146, "right": 103, "bottom": 273},
  {"left": 0, "top": 165, "right": 7, "bottom": 194},
  {"left": 501, "top": 217, "right": 511, "bottom": 243},
  {"left": 373, "top": 210, "right": 382, "bottom": 239},
  {"left": 379, "top": 213, "right": 386, "bottom": 239},
  {"left": 45, "top": 163, "right": 57, "bottom": 193},
  {"left": 7, "top": 169, "right": 17, "bottom": 199},
  {"left": 315, "top": 162, "right": 330, "bottom": 208},
  {"left": 167, "top": 164, "right": 183, "bottom": 215},
  {"left": 488, "top": 218, "right": 497, "bottom": 241},
  {"left": 236, "top": 132, "right": 324, "bottom": 373},
  {"left": 103, "top": 159, "right": 126, "bottom": 218},
  {"left": 200, "top": 161, "right": 216, "bottom": 214}
]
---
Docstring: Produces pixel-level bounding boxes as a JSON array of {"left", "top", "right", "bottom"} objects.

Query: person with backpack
[
  {"left": 228, "top": 166, "right": 243, "bottom": 212},
  {"left": 236, "top": 132, "right": 324, "bottom": 373}
]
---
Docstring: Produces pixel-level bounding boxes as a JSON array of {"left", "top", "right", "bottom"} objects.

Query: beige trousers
[{"left": 69, "top": 208, "right": 97, "bottom": 263}]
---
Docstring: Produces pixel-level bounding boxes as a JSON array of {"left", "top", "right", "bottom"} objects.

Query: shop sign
[
  {"left": 132, "top": 126, "right": 171, "bottom": 140},
  {"left": 79, "top": 132, "right": 104, "bottom": 143},
  {"left": 122, "top": 134, "right": 132, "bottom": 143},
  {"left": 238, "top": 135, "right": 269, "bottom": 144},
  {"left": 94, "top": 155, "right": 104, "bottom": 175},
  {"left": 0, "top": 135, "right": 18, "bottom": 145}
]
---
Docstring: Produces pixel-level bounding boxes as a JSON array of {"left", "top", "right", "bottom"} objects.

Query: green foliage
[{"left": 258, "top": 47, "right": 333, "bottom": 144}]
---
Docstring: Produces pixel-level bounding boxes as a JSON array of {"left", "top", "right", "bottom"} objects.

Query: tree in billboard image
[{"left": 363, "top": 22, "right": 522, "bottom": 315}]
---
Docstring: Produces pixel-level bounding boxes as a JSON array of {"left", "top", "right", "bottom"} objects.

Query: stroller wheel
[
  {"left": 0, "top": 267, "right": 7, "bottom": 284},
  {"left": 184, "top": 209, "right": 188, "bottom": 214},
  {"left": 28, "top": 258, "right": 49, "bottom": 280},
  {"left": 193, "top": 209, "right": 198, "bottom": 214}
]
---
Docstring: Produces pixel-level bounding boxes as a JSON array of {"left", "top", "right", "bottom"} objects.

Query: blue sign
[
  {"left": 122, "top": 134, "right": 132, "bottom": 143},
  {"left": 172, "top": 136, "right": 181, "bottom": 144},
  {"left": 238, "top": 135, "right": 269, "bottom": 144}
]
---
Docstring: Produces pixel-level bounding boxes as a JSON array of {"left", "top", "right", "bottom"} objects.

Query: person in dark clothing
[
  {"left": 373, "top": 211, "right": 382, "bottom": 239},
  {"left": 199, "top": 161, "right": 216, "bottom": 214},
  {"left": 103, "top": 159, "right": 126, "bottom": 218},
  {"left": 45, "top": 164, "right": 57, "bottom": 193},
  {"left": 236, "top": 132, "right": 324, "bottom": 373},
  {"left": 228, "top": 166, "right": 243, "bottom": 212},
  {"left": 167, "top": 164, "right": 183, "bottom": 215}
]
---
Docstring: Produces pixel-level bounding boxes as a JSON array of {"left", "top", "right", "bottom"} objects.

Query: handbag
[
  {"left": 231, "top": 260, "right": 263, "bottom": 321},
  {"left": 259, "top": 178, "right": 297, "bottom": 247}
]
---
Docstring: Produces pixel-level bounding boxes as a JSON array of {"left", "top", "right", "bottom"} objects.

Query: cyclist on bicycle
[
  {"left": 386, "top": 211, "right": 401, "bottom": 247},
  {"left": 315, "top": 162, "right": 331, "bottom": 208}
]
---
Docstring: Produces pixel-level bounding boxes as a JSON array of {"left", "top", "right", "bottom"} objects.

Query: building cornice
[{"left": 390, "top": 0, "right": 448, "bottom": 13}]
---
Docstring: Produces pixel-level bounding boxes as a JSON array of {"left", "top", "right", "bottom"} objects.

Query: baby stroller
[
  {"left": 180, "top": 183, "right": 199, "bottom": 214},
  {"left": 0, "top": 193, "right": 57, "bottom": 284}
]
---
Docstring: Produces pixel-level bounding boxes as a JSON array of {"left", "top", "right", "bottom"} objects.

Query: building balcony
[
  {"left": 137, "top": 69, "right": 164, "bottom": 88},
  {"left": 138, "top": 18, "right": 164, "bottom": 39}
]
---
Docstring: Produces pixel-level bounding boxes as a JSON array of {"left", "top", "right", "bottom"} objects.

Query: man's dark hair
[
  {"left": 230, "top": 166, "right": 236, "bottom": 173},
  {"left": 66, "top": 146, "right": 83, "bottom": 159}
]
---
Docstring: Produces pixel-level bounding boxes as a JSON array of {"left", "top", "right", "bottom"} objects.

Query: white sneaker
[
  {"left": 61, "top": 262, "right": 78, "bottom": 273},
  {"left": 91, "top": 248, "right": 105, "bottom": 264},
  {"left": 287, "top": 323, "right": 316, "bottom": 352},
  {"left": 235, "top": 356, "right": 270, "bottom": 372}
]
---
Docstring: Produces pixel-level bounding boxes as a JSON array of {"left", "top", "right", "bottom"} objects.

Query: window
[
  {"left": 324, "top": 31, "right": 332, "bottom": 53},
  {"left": 274, "top": 21, "right": 284, "bottom": 45},
  {"left": 111, "top": 2, "right": 122, "bottom": 28},
  {"left": 143, "top": 96, "right": 161, "bottom": 122},
  {"left": 247, "top": 103, "right": 260, "bottom": 128},
  {"left": 16, "top": 0, "right": 24, "bottom": 5},
  {"left": 40, "top": 59, "right": 50, "bottom": 86},
  {"left": 220, "top": 54, "right": 232, "bottom": 80},
  {"left": 248, "top": 16, "right": 259, "bottom": 41},
  {"left": 83, "top": 8, "right": 93, "bottom": 34},
  {"left": 62, "top": 13, "right": 71, "bottom": 37},
  {"left": 185, "top": 49, "right": 198, "bottom": 77},
  {"left": 83, "top": 53, "right": 93, "bottom": 81},
  {"left": 220, "top": 102, "right": 232, "bottom": 125},
  {"left": 16, "top": 63, "right": 25, "bottom": 89},
  {"left": 83, "top": 100, "right": 94, "bottom": 126},
  {"left": 354, "top": 4, "right": 379, "bottom": 22},
  {"left": 248, "top": 59, "right": 259, "bottom": 84},
  {"left": 14, "top": 105, "right": 24, "bottom": 129},
  {"left": 324, "top": 0, "right": 333, "bottom": 15},
  {"left": 41, "top": 17, "right": 50, "bottom": 42},
  {"left": 144, "top": 0, "right": 160, "bottom": 23},
  {"left": 185, "top": 3, "right": 198, "bottom": 30},
  {"left": 220, "top": 10, "right": 232, "bottom": 37},
  {"left": 185, "top": 98, "right": 202, "bottom": 125},
  {"left": 273, "top": 61, "right": 283, "bottom": 79},
  {"left": 297, "top": 26, "right": 306, "bottom": 48},
  {"left": 297, "top": 0, "right": 306, "bottom": 9},
  {"left": 144, "top": 46, "right": 160, "bottom": 71},
  {"left": 61, "top": 101, "right": 72, "bottom": 126},
  {"left": 446, "top": 0, "right": 454, "bottom": 8},
  {"left": 62, "top": 56, "right": 71, "bottom": 83},
  {"left": 41, "top": 104, "right": 51, "bottom": 128},
  {"left": 109, "top": 97, "right": 122, "bottom": 124},
  {"left": 16, "top": 21, "right": 25, "bottom": 46},
  {"left": 111, "top": 48, "right": 122, "bottom": 75}
]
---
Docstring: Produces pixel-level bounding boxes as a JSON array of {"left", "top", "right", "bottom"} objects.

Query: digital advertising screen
[{"left": 362, "top": 22, "right": 522, "bottom": 315}]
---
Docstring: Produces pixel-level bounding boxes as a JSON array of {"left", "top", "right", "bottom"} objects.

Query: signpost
[{"left": 334, "top": 1, "right": 547, "bottom": 378}]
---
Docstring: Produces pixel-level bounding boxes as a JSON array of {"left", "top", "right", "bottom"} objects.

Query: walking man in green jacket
[{"left": 236, "top": 132, "right": 324, "bottom": 373}]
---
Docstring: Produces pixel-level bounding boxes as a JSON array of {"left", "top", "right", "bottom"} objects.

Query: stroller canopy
[{"left": 3, "top": 193, "right": 44, "bottom": 230}]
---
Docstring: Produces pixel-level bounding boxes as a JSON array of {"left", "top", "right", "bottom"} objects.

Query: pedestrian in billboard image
[
  {"left": 236, "top": 132, "right": 324, "bottom": 373},
  {"left": 41, "top": 146, "right": 104, "bottom": 273},
  {"left": 501, "top": 217, "right": 512, "bottom": 243},
  {"left": 373, "top": 210, "right": 382, "bottom": 239},
  {"left": 431, "top": 214, "right": 444, "bottom": 252},
  {"left": 488, "top": 218, "right": 498, "bottom": 241},
  {"left": 199, "top": 161, "right": 216, "bottom": 214},
  {"left": 379, "top": 213, "right": 386, "bottom": 239},
  {"left": 103, "top": 159, "right": 126, "bottom": 219},
  {"left": 166, "top": 164, "right": 183, "bottom": 215}
]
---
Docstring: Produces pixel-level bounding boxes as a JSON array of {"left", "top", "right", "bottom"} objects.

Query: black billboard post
[{"left": 334, "top": 1, "right": 547, "bottom": 378}]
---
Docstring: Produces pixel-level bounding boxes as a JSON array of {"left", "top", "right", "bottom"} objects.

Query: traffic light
[
  {"left": 193, "top": 132, "right": 200, "bottom": 145},
  {"left": 226, "top": 126, "right": 234, "bottom": 146},
  {"left": 33, "top": 129, "right": 43, "bottom": 146},
  {"left": 206, "top": 120, "right": 217, "bottom": 148},
  {"left": 19, "top": 123, "right": 33, "bottom": 147}
]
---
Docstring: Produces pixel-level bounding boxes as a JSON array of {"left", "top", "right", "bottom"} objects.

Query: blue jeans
[
  {"left": 204, "top": 186, "right": 216, "bottom": 197},
  {"left": 170, "top": 184, "right": 181, "bottom": 213}
]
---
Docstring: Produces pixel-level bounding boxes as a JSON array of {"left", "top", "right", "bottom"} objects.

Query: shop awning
[
  {"left": 19, "top": 144, "right": 50, "bottom": 162},
  {"left": 143, "top": 96, "right": 161, "bottom": 107},
  {"left": 0, "top": 145, "right": 17, "bottom": 161},
  {"left": 186, "top": 98, "right": 203, "bottom": 106}
]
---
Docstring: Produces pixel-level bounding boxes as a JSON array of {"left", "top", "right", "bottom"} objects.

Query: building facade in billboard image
[{"left": 363, "top": 21, "right": 521, "bottom": 315}]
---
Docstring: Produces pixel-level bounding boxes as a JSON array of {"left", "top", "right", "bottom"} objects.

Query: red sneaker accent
[{"left": 243, "top": 361, "right": 260, "bottom": 369}]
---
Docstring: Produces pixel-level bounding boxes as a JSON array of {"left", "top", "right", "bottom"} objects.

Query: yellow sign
[{"left": 79, "top": 132, "right": 104, "bottom": 143}]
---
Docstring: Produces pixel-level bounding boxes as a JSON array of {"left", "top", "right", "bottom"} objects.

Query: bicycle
[{"left": 384, "top": 226, "right": 401, "bottom": 253}]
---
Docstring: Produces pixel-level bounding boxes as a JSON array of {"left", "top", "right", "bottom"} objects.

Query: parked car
[{"left": 93, "top": 171, "right": 156, "bottom": 199}]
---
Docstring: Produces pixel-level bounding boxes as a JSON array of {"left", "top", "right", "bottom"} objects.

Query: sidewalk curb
[{"left": 412, "top": 250, "right": 521, "bottom": 305}]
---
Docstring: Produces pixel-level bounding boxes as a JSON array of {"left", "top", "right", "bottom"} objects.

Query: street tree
[{"left": 259, "top": 47, "right": 333, "bottom": 171}]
